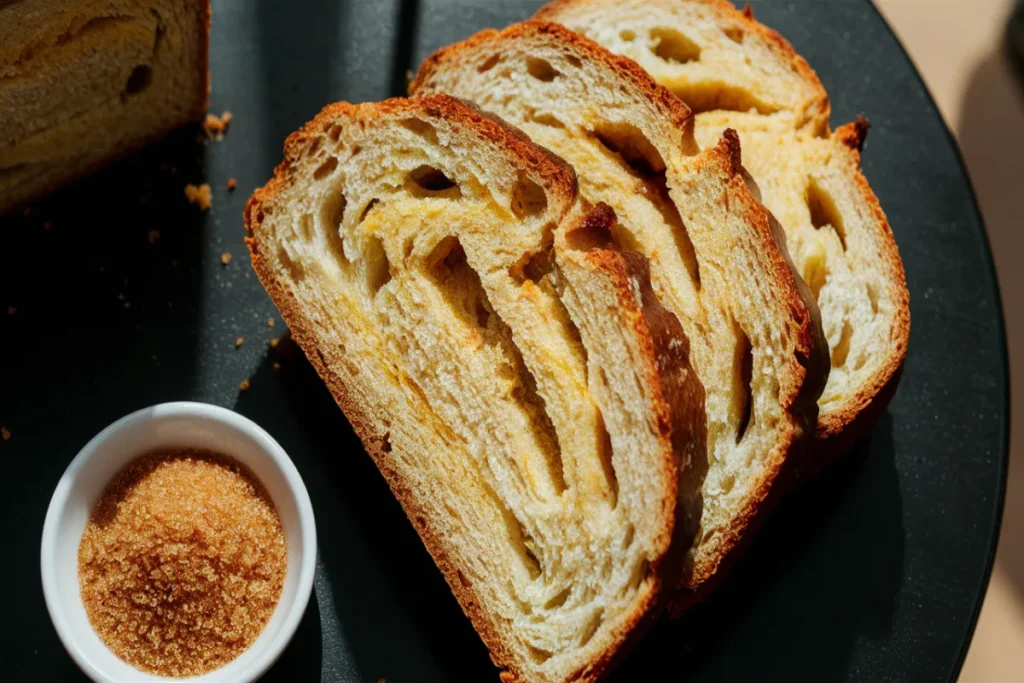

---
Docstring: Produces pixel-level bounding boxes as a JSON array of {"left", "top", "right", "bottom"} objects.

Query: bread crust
[
  {"left": 246, "top": 95, "right": 704, "bottom": 683},
  {"left": 0, "top": 0, "right": 211, "bottom": 214},
  {"left": 412, "top": 19, "right": 827, "bottom": 599},
  {"left": 533, "top": 0, "right": 911, "bottom": 472}
]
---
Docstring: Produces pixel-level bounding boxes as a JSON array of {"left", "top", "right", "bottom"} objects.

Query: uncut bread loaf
[
  {"left": 535, "top": 0, "right": 911, "bottom": 455},
  {"left": 245, "top": 94, "right": 706, "bottom": 683},
  {"left": 0, "top": 0, "right": 210, "bottom": 214},
  {"left": 411, "top": 22, "right": 828, "bottom": 604}
]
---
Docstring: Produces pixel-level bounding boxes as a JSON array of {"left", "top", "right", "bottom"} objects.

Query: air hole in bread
[
  {"left": 523, "top": 534, "right": 543, "bottom": 579},
  {"left": 430, "top": 238, "right": 567, "bottom": 496},
  {"left": 527, "top": 645, "right": 554, "bottom": 664},
  {"left": 478, "top": 53, "right": 500, "bottom": 72},
  {"left": 509, "top": 245, "right": 554, "bottom": 283},
  {"left": 308, "top": 138, "right": 322, "bottom": 157},
  {"left": 664, "top": 81, "right": 779, "bottom": 116},
  {"left": 565, "top": 54, "right": 582, "bottom": 68},
  {"left": 619, "top": 29, "right": 636, "bottom": 42},
  {"left": 511, "top": 174, "right": 548, "bottom": 218},
  {"left": 832, "top": 321, "right": 853, "bottom": 368},
  {"left": 313, "top": 156, "right": 339, "bottom": 180},
  {"left": 400, "top": 118, "right": 439, "bottom": 145},
  {"left": 381, "top": 431, "right": 393, "bottom": 453},
  {"left": 631, "top": 559, "right": 651, "bottom": 590},
  {"left": 408, "top": 165, "right": 460, "bottom": 194},
  {"left": 328, "top": 124, "right": 342, "bottom": 142},
  {"left": 622, "top": 523, "right": 635, "bottom": 550},
  {"left": 724, "top": 25, "right": 745, "bottom": 44},
  {"left": 123, "top": 64, "right": 152, "bottom": 95},
  {"left": 276, "top": 245, "right": 305, "bottom": 282},
  {"left": 867, "top": 282, "right": 880, "bottom": 315},
  {"left": 578, "top": 609, "right": 604, "bottom": 646},
  {"left": 358, "top": 198, "right": 379, "bottom": 224},
  {"left": 806, "top": 177, "right": 847, "bottom": 251},
  {"left": 526, "top": 56, "right": 558, "bottom": 82},
  {"left": 365, "top": 235, "right": 392, "bottom": 296},
  {"left": 650, "top": 27, "right": 701, "bottom": 64},
  {"left": 735, "top": 329, "right": 754, "bottom": 444},
  {"left": 594, "top": 409, "right": 619, "bottom": 508},
  {"left": 544, "top": 586, "right": 572, "bottom": 610},
  {"left": 525, "top": 111, "right": 565, "bottom": 128},
  {"left": 593, "top": 122, "right": 666, "bottom": 176},
  {"left": 319, "top": 194, "right": 349, "bottom": 265}
]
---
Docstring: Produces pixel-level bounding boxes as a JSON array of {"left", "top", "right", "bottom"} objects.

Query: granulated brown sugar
[{"left": 78, "top": 449, "right": 286, "bottom": 677}]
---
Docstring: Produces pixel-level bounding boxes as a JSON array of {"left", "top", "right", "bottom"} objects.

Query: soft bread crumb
[
  {"left": 227, "top": 178, "right": 238, "bottom": 191},
  {"left": 221, "top": 252, "right": 232, "bottom": 265},
  {"left": 148, "top": 230, "right": 160, "bottom": 244},
  {"left": 185, "top": 183, "right": 212, "bottom": 210},
  {"left": 203, "top": 111, "right": 233, "bottom": 140},
  {"left": 1, "top": 427, "right": 9, "bottom": 440},
  {"left": 239, "top": 379, "right": 250, "bottom": 391},
  {"left": 235, "top": 337, "right": 244, "bottom": 348}
]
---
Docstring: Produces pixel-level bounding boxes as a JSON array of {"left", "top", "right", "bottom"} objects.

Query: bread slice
[
  {"left": 245, "top": 94, "right": 706, "bottom": 683},
  {"left": 535, "top": 0, "right": 911, "bottom": 453},
  {"left": 411, "top": 22, "right": 828, "bottom": 602},
  {"left": 0, "top": 0, "right": 210, "bottom": 214}
]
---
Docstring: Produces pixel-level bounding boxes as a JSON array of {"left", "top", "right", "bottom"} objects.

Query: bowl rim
[{"left": 40, "top": 401, "right": 317, "bottom": 682}]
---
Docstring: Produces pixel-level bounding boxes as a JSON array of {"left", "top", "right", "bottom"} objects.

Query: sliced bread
[
  {"left": 0, "top": 0, "right": 210, "bottom": 214},
  {"left": 536, "top": 0, "right": 911, "bottom": 453},
  {"left": 245, "top": 94, "right": 706, "bottom": 683},
  {"left": 411, "top": 22, "right": 828, "bottom": 601}
]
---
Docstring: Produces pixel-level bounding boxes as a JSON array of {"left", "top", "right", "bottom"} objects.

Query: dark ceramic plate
[{"left": 0, "top": 0, "right": 1008, "bottom": 681}]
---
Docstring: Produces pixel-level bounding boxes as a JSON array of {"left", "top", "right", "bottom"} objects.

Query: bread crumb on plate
[
  {"left": 185, "top": 183, "right": 212, "bottom": 210},
  {"left": 1, "top": 427, "right": 10, "bottom": 440},
  {"left": 227, "top": 178, "right": 238, "bottom": 191},
  {"left": 203, "top": 111, "right": 233, "bottom": 140},
  {"left": 239, "top": 379, "right": 251, "bottom": 391},
  {"left": 221, "top": 252, "right": 232, "bottom": 265},
  {"left": 235, "top": 337, "right": 244, "bottom": 348}
]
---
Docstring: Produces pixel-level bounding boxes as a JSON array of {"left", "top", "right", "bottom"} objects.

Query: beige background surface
[{"left": 871, "top": 1, "right": 1023, "bottom": 680}]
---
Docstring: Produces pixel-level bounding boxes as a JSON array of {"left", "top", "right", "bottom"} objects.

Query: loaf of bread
[
  {"left": 411, "top": 21, "right": 829, "bottom": 604},
  {"left": 0, "top": 0, "right": 210, "bottom": 214},
  {"left": 535, "top": 0, "right": 911, "bottom": 456},
  {"left": 245, "top": 94, "right": 707, "bottom": 683}
]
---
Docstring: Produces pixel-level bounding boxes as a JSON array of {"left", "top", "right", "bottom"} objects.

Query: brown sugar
[
  {"left": 78, "top": 449, "right": 286, "bottom": 677},
  {"left": 184, "top": 183, "right": 212, "bottom": 211}
]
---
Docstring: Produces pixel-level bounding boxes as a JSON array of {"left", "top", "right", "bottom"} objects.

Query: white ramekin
[{"left": 40, "top": 402, "right": 317, "bottom": 682}]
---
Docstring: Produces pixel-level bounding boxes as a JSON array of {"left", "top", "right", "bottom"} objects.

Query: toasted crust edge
[
  {"left": 244, "top": 98, "right": 697, "bottom": 683},
  {"left": 0, "top": 0, "right": 211, "bottom": 215}
]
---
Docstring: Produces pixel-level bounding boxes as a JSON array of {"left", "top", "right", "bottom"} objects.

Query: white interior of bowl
[{"left": 40, "top": 402, "right": 317, "bottom": 683}]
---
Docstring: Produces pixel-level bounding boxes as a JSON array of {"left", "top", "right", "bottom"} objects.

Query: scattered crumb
[
  {"left": 1, "top": 427, "right": 9, "bottom": 441},
  {"left": 272, "top": 363, "right": 281, "bottom": 372},
  {"left": 378, "top": 678, "right": 387, "bottom": 683},
  {"left": 235, "top": 336, "right": 244, "bottom": 349},
  {"left": 43, "top": 221, "right": 52, "bottom": 231},
  {"left": 7, "top": 305, "right": 15, "bottom": 315},
  {"left": 266, "top": 318, "right": 275, "bottom": 328},
  {"left": 203, "top": 111, "right": 233, "bottom": 140},
  {"left": 221, "top": 252, "right": 232, "bottom": 266},
  {"left": 268, "top": 338, "right": 279, "bottom": 349},
  {"left": 185, "top": 183, "right": 212, "bottom": 210},
  {"left": 239, "top": 379, "right": 251, "bottom": 391},
  {"left": 148, "top": 230, "right": 160, "bottom": 245},
  {"left": 227, "top": 178, "right": 238, "bottom": 191}
]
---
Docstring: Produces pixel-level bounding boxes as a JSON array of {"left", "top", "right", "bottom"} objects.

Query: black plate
[{"left": 0, "top": 0, "right": 1008, "bottom": 680}]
